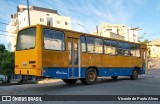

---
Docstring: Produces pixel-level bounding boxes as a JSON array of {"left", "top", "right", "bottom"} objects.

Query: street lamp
[
  {"left": 77, "top": 23, "right": 89, "bottom": 33},
  {"left": 27, "top": 0, "right": 30, "bottom": 26}
]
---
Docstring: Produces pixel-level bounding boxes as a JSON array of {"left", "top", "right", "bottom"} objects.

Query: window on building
[
  {"left": 123, "top": 42, "right": 130, "bottom": 56},
  {"left": 65, "top": 22, "right": 68, "bottom": 25},
  {"left": 46, "top": 14, "right": 50, "bottom": 16},
  {"left": 87, "top": 37, "right": 103, "bottom": 54},
  {"left": 40, "top": 18, "right": 44, "bottom": 22},
  {"left": 80, "top": 35, "right": 87, "bottom": 52},
  {"left": 47, "top": 17, "right": 53, "bottom": 26},
  {"left": 47, "top": 21, "right": 51, "bottom": 26},
  {"left": 43, "top": 29, "right": 65, "bottom": 51},
  {"left": 118, "top": 42, "right": 124, "bottom": 55},
  {"left": 57, "top": 21, "right": 60, "bottom": 24}
]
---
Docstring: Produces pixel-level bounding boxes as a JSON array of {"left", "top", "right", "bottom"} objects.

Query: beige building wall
[
  {"left": 6, "top": 5, "right": 71, "bottom": 51},
  {"left": 99, "top": 31, "right": 124, "bottom": 40},
  {"left": 148, "top": 39, "right": 160, "bottom": 58},
  {"left": 94, "top": 23, "right": 138, "bottom": 42},
  {"left": 101, "top": 23, "right": 126, "bottom": 36}
]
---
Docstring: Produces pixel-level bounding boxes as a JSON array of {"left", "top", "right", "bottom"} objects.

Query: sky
[{"left": 1, "top": 0, "right": 160, "bottom": 49}]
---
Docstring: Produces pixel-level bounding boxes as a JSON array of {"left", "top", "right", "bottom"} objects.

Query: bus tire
[
  {"left": 62, "top": 79, "right": 77, "bottom": 84},
  {"left": 130, "top": 69, "right": 138, "bottom": 80},
  {"left": 111, "top": 76, "right": 118, "bottom": 80},
  {"left": 80, "top": 68, "right": 97, "bottom": 85}
]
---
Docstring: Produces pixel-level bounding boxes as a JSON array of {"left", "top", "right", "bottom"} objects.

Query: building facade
[
  {"left": 94, "top": 23, "right": 139, "bottom": 42},
  {"left": 6, "top": 5, "right": 71, "bottom": 51},
  {"left": 147, "top": 39, "right": 160, "bottom": 58}
]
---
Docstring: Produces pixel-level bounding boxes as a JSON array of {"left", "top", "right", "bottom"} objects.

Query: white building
[
  {"left": 94, "top": 23, "right": 139, "bottom": 42},
  {"left": 6, "top": 5, "right": 71, "bottom": 51}
]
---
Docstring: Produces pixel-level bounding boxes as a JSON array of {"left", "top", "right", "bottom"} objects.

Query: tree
[
  {"left": 140, "top": 39, "right": 149, "bottom": 44},
  {"left": 0, "top": 44, "right": 6, "bottom": 53},
  {"left": 0, "top": 44, "right": 14, "bottom": 82}
]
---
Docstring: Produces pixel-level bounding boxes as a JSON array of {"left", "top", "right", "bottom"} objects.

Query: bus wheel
[
  {"left": 62, "top": 79, "right": 77, "bottom": 84},
  {"left": 80, "top": 68, "right": 97, "bottom": 85},
  {"left": 130, "top": 69, "right": 138, "bottom": 80},
  {"left": 111, "top": 76, "right": 118, "bottom": 80}
]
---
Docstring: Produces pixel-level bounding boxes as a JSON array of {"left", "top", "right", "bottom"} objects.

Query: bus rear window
[{"left": 16, "top": 27, "right": 36, "bottom": 51}]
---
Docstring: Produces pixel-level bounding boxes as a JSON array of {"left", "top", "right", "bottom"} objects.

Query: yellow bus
[{"left": 14, "top": 24, "right": 148, "bottom": 85}]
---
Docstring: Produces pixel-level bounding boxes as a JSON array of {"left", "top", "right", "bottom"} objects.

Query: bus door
[
  {"left": 141, "top": 48, "right": 148, "bottom": 74},
  {"left": 68, "top": 37, "right": 80, "bottom": 78}
]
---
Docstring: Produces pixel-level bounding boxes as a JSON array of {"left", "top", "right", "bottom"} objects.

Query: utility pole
[
  {"left": 96, "top": 26, "right": 99, "bottom": 35},
  {"left": 27, "top": 0, "right": 30, "bottom": 26}
]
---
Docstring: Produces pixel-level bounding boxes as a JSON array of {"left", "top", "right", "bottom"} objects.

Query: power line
[
  {"left": 0, "top": 21, "right": 16, "bottom": 26},
  {"left": 0, "top": 30, "right": 16, "bottom": 34},
  {"left": 0, "top": 33, "right": 16, "bottom": 37},
  {"left": 149, "top": 32, "right": 160, "bottom": 36}
]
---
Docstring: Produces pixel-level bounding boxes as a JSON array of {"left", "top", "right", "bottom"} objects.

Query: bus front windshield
[{"left": 16, "top": 27, "right": 36, "bottom": 51}]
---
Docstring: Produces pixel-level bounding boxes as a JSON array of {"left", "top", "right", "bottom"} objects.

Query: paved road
[{"left": 1, "top": 59, "right": 160, "bottom": 104}]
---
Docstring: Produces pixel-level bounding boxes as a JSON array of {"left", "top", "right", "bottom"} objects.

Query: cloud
[
  {"left": 52, "top": 0, "right": 133, "bottom": 33},
  {"left": 0, "top": 0, "right": 141, "bottom": 34},
  {"left": 26, "top": 0, "right": 139, "bottom": 33}
]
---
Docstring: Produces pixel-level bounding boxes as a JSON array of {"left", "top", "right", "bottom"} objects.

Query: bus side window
[
  {"left": 87, "top": 37, "right": 95, "bottom": 53},
  {"left": 118, "top": 42, "right": 124, "bottom": 55},
  {"left": 136, "top": 44, "right": 140, "bottom": 57},
  {"left": 95, "top": 38, "right": 103, "bottom": 54},
  {"left": 104, "top": 40, "right": 111, "bottom": 54},
  {"left": 87, "top": 37, "right": 103, "bottom": 54},
  {"left": 43, "top": 29, "right": 65, "bottom": 51},
  {"left": 130, "top": 44, "right": 136, "bottom": 57},
  {"left": 124, "top": 42, "right": 130, "bottom": 56},
  {"left": 104, "top": 40, "right": 117, "bottom": 55},
  {"left": 80, "top": 35, "right": 87, "bottom": 52},
  {"left": 110, "top": 40, "right": 117, "bottom": 55}
]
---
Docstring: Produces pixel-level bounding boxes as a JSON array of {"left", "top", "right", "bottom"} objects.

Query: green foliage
[
  {"left": 0, "top": 44, "right": 14, "bottom": 76},
  {"left": 139, "top": 39, "right": 149, "bottom": 44},
  {"left": 0, "top": 44, "right": 6, "bottom": 53}
]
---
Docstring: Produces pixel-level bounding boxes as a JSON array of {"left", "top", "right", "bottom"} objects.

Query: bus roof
[{"left": 18, "top": 24, "right": 147, "bottom": 47}]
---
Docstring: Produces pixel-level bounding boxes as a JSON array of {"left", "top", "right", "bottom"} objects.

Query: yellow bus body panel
[{"left": 15, "top": 25, "right": 42, "bottom": 76}]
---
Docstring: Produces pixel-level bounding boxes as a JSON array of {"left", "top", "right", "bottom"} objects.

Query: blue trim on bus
[{"left": 42, "top": 67, "right": 145, "bottom": 79}]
